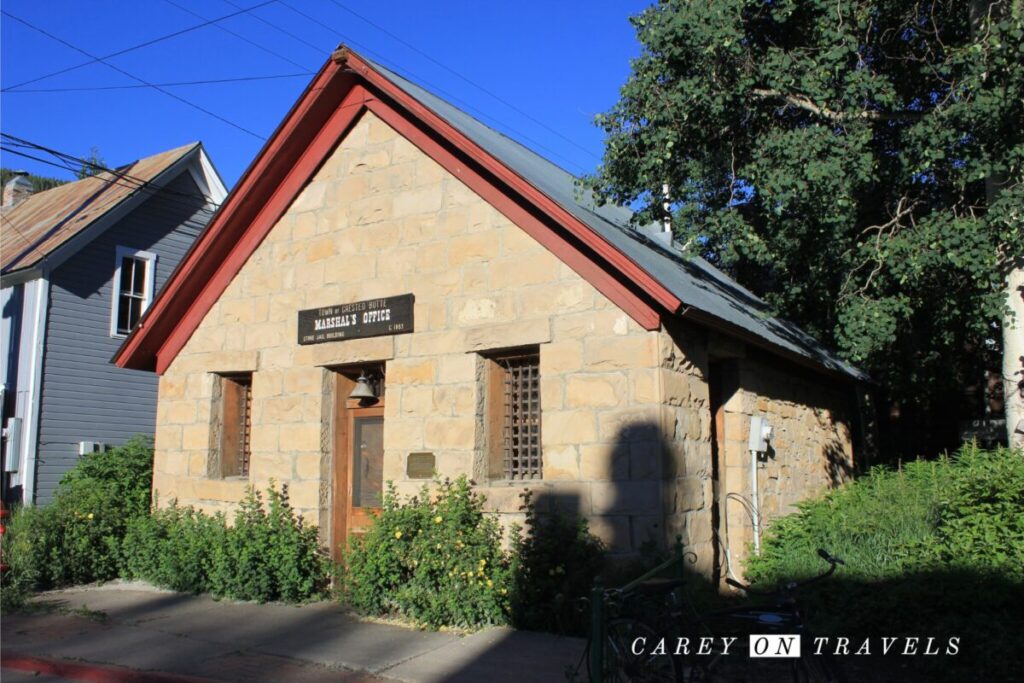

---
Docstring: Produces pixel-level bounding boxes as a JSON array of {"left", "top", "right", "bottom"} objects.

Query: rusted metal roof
[{"left": 1, "top": 143, "right": 199, "bottom": 274}]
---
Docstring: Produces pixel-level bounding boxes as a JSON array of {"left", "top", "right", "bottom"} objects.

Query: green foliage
[
  {"left": 745, "top": 444, "right": 1024, "bottom": 681},
  {"left": 75, "top": 146, "right": 107, "bottom": 179},
  {"left": 32, "top": 437, "right": 153, "bottom": 587},
  {"left": 122, "top": 505, "right": 225, "bottom": 593},
  {"left": 508, "top": 491, "right": 606, "bottom": 633},
  {"left": 339, "top": 479, "right": 609, "bottom": 631},
  {"left": 588, "top": 1, "right": 1024, "bottom": 433},
  {"left": 123, "top": 486, "right": 328, "bottom": 603},
  {"left": 208, "top": 486, "right": 328, "bottom": 602},
  {"left": 3, "top": 436, "right": 325, "bottom": 605},
  {"left": 0, "top": 505, "right": 45, "bottom": 612},
  {"left": 340, "top": 477, "right": 514, "bottom": 629},
  {"left": 913, "top": 443, "right": 1024, "bottom": 574}
]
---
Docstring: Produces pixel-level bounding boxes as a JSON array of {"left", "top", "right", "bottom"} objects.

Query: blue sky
[{"left": 1, "top": 1, "right": 649, "bottom": 187}]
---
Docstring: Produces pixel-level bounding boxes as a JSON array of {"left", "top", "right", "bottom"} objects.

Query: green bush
[
  {"left": 1, "top": 505, "right": 45, "bottom": 611},
  {"left": 124, "top": 486, "right": 328, "bottom": 603},
  {"left": 208, "top": 486, "right": 328, "bottom": 602},
  {"left": 745, "top": 443, "right": 1024, "bottom": 682},
  {"left": 340, "top": 477, "right": 513, "bottom": 629},
  {"left": 917, "top": 444, "right": 1024, "bottom": 576},
  {"left": 31, "top": 437, "right": 153, "bottom": 587},
  {"left": 509, "top": 490, "right": 605, "bottom": 633},
  {"left": 122, "top": 505, "right": 225, "bottom": 593}
]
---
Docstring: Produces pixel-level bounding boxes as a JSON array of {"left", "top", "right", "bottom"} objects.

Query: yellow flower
[
  {"left": 394, "top": 530, "right": 403, "bottom": 539},
  {"left": 486, "top": 579, "right": 493, "bottom": 588},
  {"left": 87, "top": 513, "right": 94, "bottom": 520},
  {"left": 478, "top": 559, "right": 486, "bottom": 566},
  {"left": 500, "top": 588, "right": 507, "bottom": 595},
  {"left": 434, "top": 515, "right": 443, "bottom": 524}
]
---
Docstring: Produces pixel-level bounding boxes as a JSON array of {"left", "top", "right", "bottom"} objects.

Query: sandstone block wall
[
  {"left": 718, "top": 354, "right": 856, "bottom": 573},
  {"left": 151, "top": 108, "right": 857, "bottom": 576},
  {"left": 152, "top": 111, "right": 682, "bottom": 556}
]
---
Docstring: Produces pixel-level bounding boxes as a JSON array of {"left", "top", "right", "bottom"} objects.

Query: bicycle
[{"left": 591, "top": 549, "right": 848, "bottom": 682}]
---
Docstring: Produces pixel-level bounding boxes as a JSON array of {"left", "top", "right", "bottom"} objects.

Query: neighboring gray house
[{"left": 1, "top": 143, "right": 226, "bottom": 504}]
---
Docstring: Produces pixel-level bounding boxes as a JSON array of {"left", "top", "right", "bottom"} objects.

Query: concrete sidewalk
[{"left": 2, "top": 582, "right": 587, "bottom": 683}]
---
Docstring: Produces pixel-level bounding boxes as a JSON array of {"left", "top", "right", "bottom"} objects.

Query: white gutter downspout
[
  {"left": 750, "top": 446, "right": 760, "bottom": 555},
  {"left": 22, "top": 275, "right": 48, "bottom": 505},
  {"left": 747, "top": 416, "right": 772, "bottom": 556}
]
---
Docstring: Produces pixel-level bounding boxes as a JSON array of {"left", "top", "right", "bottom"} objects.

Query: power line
[
  {"left": 1, "top": 140, "right": 221, "bottom": 221},
  {"left": 1, "top": 136, "right": 221, "bottom": 217},
  {"left": 325, "top": 0, "right": 599, "bottom": 162},
  {"left": 0, "top": 145, "right": 218, "bottom": 268},
  {"left": 1, "top": 10, "right": 267, "bottom": 141},
  {"left": 0, "top": 146, "right": 219, "bottom": 235},
  {"left": 275, "top": 1, "right": 589, "bottom": 175},
  {"left": 161, "top": 0, "right": 314, "bottom": 73},
  {"left": 1, "top": 0, "right": 281, "bottom": 92},
  {"left": 4, "top": 72, "right": 313, "bottom": 94},
  {"left": 220, "top": 0, "right": 328, "bottom": 56}
]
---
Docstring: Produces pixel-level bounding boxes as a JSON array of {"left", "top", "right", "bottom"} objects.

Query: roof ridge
[{"left": 357, "top": 52, "right": 863, "bottom": 381}]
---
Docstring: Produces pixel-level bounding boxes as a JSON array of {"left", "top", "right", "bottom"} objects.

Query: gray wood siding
[{"left": 35, "top": 172, "right": 210, "bottom": 504}]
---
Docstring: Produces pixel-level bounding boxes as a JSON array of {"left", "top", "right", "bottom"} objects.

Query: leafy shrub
[
  {"left": 0, "top": 505, "right": 45, "bottom": 612},
  {"left": 208, "top": 486, "right": 328, "bottom": 602},
  {"left": 122, "top": 505, "right": 225, "bottom": 593},
  {"left": 509, "top": 490, "right": 605, "bottom": 633},
  {"left": 124, "top": 486, "right": 328, "bottom": 603},
  {"left": 745, "top": 443, "right": 1024, "bottom": 682},
  {"left": 28, "top": 437, "right": 153, "bottom": 588},
  {"left": 917, "top": 444, "right": 1024, "bottom": 576},
  {"left": 340, "top": 477, "right": 513, "bottom": 629}
]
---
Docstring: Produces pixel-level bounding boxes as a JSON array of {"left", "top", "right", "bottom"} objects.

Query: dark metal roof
[{"left": 364, "top": 58, "right": 865, "bottom": 381}]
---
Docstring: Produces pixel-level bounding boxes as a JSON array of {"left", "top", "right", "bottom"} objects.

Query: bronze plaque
[{"left": 406, "top": 452, "right": 435, "bottom": 479}]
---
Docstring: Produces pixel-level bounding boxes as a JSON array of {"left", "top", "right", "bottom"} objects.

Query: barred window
[
  {"left": 218, "top": 374, "right": 252, "bottom": 478},
  {"left": 485, "top": 348, "right": 541, "bottom": 480}
]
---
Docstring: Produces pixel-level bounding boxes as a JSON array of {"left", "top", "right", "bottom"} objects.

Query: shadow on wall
[
  {"left": 824, "top": 436, "right": 856, "bottom": 488},
  {"left": 514, "top": 419, "right": 717, "bottom": 636}
]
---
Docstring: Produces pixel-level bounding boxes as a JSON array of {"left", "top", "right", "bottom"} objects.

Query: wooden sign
[{"left": 298, "top": 294, "right": 414, "bottom": 345}]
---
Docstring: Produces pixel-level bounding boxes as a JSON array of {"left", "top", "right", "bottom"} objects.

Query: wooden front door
[{"left": 332, "top": 372, "right": 385, "bottom": 562}]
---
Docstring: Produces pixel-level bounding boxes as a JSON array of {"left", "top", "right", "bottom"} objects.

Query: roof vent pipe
[{"left": 3, "top": 171, "right": 33, "bottom": 208}]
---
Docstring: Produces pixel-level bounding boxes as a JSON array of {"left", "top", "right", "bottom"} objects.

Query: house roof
[
  {"left": 1, "top": 143, "right": 201, "bottom": 275},
  {"left": 113, "top": 47, "right": 863, "bottom": 382},
  {"left": 365, "top": 58, "right": 865, "bottom": 381}
]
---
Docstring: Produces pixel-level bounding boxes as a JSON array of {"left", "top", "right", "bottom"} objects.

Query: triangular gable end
[{"left": 115, "top": 48, "right": 677, "bottom": 374}]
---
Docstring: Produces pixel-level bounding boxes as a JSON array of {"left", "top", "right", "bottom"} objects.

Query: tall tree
[
  {"left": 75, "top": 146, "right": 107, "bottom": 179},
  {"left": 588, "top": 0, "right": 1023, "bottom": 454}
]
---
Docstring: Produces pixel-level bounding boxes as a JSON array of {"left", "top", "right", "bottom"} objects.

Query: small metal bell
[{"left": 349, "top": 372, "right": 377, "bottom": 402}]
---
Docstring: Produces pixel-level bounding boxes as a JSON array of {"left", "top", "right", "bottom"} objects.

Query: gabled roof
[
  {"left": 368, "top": 58, "right": 865, "bottom": 381},
  {"left": 114, "top": 47, "right": 863, "bottom": 382},
  {"left": 1, "top": 143, "right": 207, "bottom": 275}
]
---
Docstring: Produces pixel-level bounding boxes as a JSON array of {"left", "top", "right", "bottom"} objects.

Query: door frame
[{"left": 331, "top": 368, "right": 385, "bottom": 563}]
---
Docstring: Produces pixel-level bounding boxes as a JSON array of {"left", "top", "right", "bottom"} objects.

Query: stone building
[{"left": 116, "top": 48, "right": 866, "bottom": 578}]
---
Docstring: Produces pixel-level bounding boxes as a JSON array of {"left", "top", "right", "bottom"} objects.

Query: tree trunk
[
  {"left": 971, "top": 0, "right": 1023, "bottom": 449},
  {"left": 1004, "top": 262, "right": 1024, "bottom": 448}
]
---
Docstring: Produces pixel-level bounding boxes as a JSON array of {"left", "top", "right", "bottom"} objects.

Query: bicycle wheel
[{"left": 587, "top": 618, "right": 681, "bottom": 682}]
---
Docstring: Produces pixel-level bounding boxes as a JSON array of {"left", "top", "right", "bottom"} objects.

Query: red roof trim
[
  {"left": 115, "top": 50, "right": 670, "bottom": 373},
  {"left": 364, "top": 99, "right": 662, "bottom": 331},
  {"left": 345, "top": 53, "right": 682, "bottom": 314},
  {"left": 154, "top": 87, "right": 369, "bottom": 374}
]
